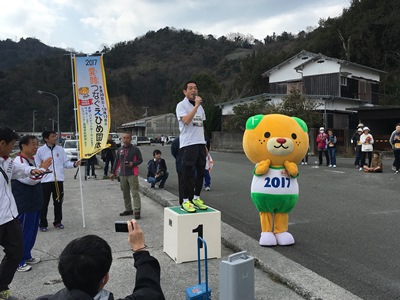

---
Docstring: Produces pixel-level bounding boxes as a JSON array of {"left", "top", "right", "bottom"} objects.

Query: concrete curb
[{"left": 139, "top": 180, "right": 362, "bottom": 300}]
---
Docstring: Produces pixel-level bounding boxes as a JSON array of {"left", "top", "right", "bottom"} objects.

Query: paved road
[{"left": 138, "top": 144, "right": 400, "bottom": 300}]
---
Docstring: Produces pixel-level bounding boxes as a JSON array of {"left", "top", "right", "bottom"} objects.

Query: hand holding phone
[{"left": 115, "top": 221, "right": 129, "bottom": 232}]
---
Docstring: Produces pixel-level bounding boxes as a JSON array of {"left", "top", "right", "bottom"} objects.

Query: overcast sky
[{"left": 1, "top": 0, "right": 350, "bottom": 53}]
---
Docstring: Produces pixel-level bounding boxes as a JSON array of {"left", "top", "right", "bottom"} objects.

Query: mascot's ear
[
  {"left": 292, "top": 117, "right": 308, "bottom": 133},
  {"left": 246, "top": 114, "right": 264, "bottom": 130}
]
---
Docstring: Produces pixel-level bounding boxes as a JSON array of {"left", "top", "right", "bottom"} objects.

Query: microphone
[{"left": 192, "top": 93, "right": 197, "bottom": 100}]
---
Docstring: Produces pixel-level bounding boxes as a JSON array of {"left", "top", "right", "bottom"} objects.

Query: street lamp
[
  {"left": 49, "top": 118, "right": 58, "bottom": 130},
  {"left": 32, "top": 110, "right": 37, "bottom": 134},
  {"left": 38, "top": 90, "right": 60, "bottom": 142}
]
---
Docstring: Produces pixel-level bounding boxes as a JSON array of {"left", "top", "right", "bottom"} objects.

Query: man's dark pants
[
  {"left": 40, "top": 182, "right": 64, "bottom": 228},
  {"left": 182, "top": 144, "right": 206, "bottom": 200},
  {"left": 0, "top": 219, "right": 23, "bottom": 291}
]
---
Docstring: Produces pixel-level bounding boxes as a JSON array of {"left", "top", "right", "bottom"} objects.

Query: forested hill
[
  {"left": 0, "top": 0, "right": 399, "bottom": 133},
  {"left": 0, "top": 38, "right": 66, "bottom": 71}
]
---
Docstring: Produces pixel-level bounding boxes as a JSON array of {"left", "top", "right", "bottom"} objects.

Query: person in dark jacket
[
  {"left": 352, "top": 127, "right": 363, "bottom": 168},
  {"left": 101, "top": 135, "right": 117, "bottom": 179},
  {"left": 110, "top": 132, "right": 143, "bottom": 219},
  {"left": 36, "top": 219, "right": 165, "bottom": 300},
  {"left": 146, "top": 149, "right": 169, "bottom": 188}
]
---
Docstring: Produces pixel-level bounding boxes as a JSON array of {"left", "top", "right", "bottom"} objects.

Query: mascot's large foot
[
  {"left": 275, "top": 232, "right": 295, "bottom": 246},
  {"left": 259, "top": 232, "right": 277, "bottom": 246}
]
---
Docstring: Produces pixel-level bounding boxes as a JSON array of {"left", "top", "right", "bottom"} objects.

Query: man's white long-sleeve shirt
[
  {"left": 0, "top": 156, "right": 34, "bottom": 225},
  {"left": 34, "top": 144, "right": 75, "bottom": 183}
]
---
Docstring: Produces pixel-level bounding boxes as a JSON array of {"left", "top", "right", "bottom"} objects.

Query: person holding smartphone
[
  {"left": 110, "top": 132, "right": 143, "bottom": 219},
  {"left": 36, "top": 219, "right": 165, "bottom": 300}
]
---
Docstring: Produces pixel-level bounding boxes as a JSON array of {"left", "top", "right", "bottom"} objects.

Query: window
[{"left": 340, "top": 76, "right": 347, "bottom": 86}]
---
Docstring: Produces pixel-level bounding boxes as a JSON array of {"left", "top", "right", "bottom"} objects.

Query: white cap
[
  {"left": 319, "top": 127, "right": 324, "bottom": 131},
  {"left": 363, "top": 127, "right": 370, "bottom": 131},
  {"left": 357, "top": 128, "right": 363, "bottom": 132},
  {"left": 357, "top": 123, "right": 364, "bottom": 128}
]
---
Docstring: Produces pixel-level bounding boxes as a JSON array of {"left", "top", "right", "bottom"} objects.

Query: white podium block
[{"left": 163, "top": 206, "right": 221, "bottom": 263}]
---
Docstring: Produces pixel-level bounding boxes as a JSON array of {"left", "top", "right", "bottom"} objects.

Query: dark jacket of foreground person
[{"left": 36, "top": 251, "right": 165, "bottom": 300}]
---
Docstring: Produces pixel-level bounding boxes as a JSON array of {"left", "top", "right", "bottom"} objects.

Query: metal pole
[
  {"left": 38, "top": 90, "right": 60, "bottom": 143},
  {"left": 32, "top": 110, "right": 37, "bottom": 134}
]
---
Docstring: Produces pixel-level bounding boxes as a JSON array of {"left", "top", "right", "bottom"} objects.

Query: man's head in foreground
[{"left": 58, "top": 235, "right": 112, "bottom": 297}]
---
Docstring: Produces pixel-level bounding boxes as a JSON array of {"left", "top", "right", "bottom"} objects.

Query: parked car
[
  {"left": 137, "top": 136, "right": 151, "bottom": 145},
  {"left": 63, "top": 139, "right": 79, "bottom": 161},
  {"left": 131, "top": 136, "right": 151, "bottom": 146},
  {"left": 167, "top": 136, "right": 177, "bottom": 144},
  {"left": 109, "top": 132, "right": 121, "bottom": 147}
]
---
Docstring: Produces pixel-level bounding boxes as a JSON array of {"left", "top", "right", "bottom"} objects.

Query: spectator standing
[
  {"left": 176, "top": 81, "right": 208, "bottom": 213},
  {"left": 160, "top": 135, "right": 166, "bottom": 146},
  {"left": 359, "top": 127, "right": 374, "bottom": 171},
  {"left": 326, "top": 129, "right": 337, "bottom": 168},
  {"left": 352, "top": 128, "right": 363, "bottom": 168},
  {"left": 36, "top": 219, "right": 165, "bottom": 300},
  {"left": 171, "top": 137, "right": 184, "bottom": 205},
  {"left": 316, "top": 127, "right": 329, "bottom": 166},
  {"left": 101, "top": 134, "right": 117, "bottom": 179},
  {"left": 147, "top": 149, "right": 169, "bottom": 189},
  {"left": 204, "top": 146, "right": 213, "bottom": 191},
  {"left": 110, "top": 132, "right": 143, "bottom": 219},
  {"left": 11, "top": 136, "right": 52, "bottom": 273},
  {"left": 0, "top": 127, "right": 44, "bottom": 299},
  {"left": 363, "top": 152, "right": 383, "bottom": 173},
  {"left": 389, "top": 124, "right": 400, "bottom": 174},
  {"left": 85, "top": 155, "right": 97, "bottom": 179},
  {"left": 35, "top": 131, "right": 81, "bottom": 232}
]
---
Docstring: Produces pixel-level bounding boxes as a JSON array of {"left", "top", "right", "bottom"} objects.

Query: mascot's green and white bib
[{"left": 251, "top": 166, "right": 298, "bottom": 213}]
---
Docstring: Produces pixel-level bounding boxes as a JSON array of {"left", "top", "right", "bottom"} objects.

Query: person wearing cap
[
  {"left": 316, "top": 127, "right": 329, "bottom": 166},
  {"left": 389, "top": 123, "right": 400, "bottom": 174},
  {"left": 359, "top": 127, "right": 374, "bottom": 171},
  {"left": 352, "top": 127, "right": 363, "bottom": 168}
]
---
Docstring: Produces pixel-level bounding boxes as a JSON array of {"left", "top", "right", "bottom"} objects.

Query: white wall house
[
  {"left": 218, "top": 50, "right": 385, "bottom": 130},
  {"left": 119, "top": 113, "right": 179, "bottom": 138}
]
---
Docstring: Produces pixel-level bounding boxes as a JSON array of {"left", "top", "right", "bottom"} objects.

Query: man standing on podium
[{"left": 176, "top": 81, "right": 208, "bottom": 213}]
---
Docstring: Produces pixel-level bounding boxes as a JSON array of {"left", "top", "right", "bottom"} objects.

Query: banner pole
[{"left": 70, "top": 52, "right": 86, "bottom": 228}]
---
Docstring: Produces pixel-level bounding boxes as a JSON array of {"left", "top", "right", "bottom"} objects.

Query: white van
[{"left": 109, "top": 132, "right": 121, "bottom": 147}]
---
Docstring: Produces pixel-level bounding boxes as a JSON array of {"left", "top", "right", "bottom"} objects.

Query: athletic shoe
[
  {"left": 329, "top": 165, "right": 332, "bottom": 167},
  {"left": 205, "top": 186, "right": 211, "bottom": 191},
  {"left": 192, "top": 198, "right": 208, "bottom": 210},
  {"left": 26, "top": 257, "right": 41, "bottom": 265},
  {"left": 54, "top": 223, "right": 64, "bottom": 229},
  {"left": 17, "top": 263, "right": 32, "bottom": 272},
  {"left": 39, "top": 227, "right": 47, "bottom": 232},
  {"left": 395, "top": 171, "right": 399, "bottom": 174},
  {"left": 301, "top": 162, "right": 305, "bottom": 165},
  {"left": 359, "top": 167, "right": 363, "bottom": 171},
  {"left": 304, "top": 162, "right": 307, "bottom": 165},
  {"left": 181, "top": 201, "right": 196, "bottom": 213},
  {"left": 0, "top": 289, "right": 18, "bottom": 300},
  {"left": 333, "top": 165, "right": 336, "bottom": 168}
]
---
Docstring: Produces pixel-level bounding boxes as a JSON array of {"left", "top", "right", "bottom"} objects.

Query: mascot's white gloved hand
[
  {"left": 284, "top": 160, "right": 298, "bottom": 177},
  {"left": 255, "top": 159, "right": 271, "bottom": 175}
]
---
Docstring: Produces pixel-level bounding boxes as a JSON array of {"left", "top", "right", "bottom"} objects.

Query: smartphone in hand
[{"left": 115, "top": 221, "right": 130, "bottom": 232}]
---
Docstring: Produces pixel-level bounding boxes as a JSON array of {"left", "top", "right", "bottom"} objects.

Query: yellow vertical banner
[{"left": 73, "top": 55, "right": 110, "bottom": 159}]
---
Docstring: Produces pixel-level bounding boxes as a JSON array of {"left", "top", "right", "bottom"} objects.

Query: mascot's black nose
[{"left": 277, "top": 138, "right": 286, "bottom": 144}]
